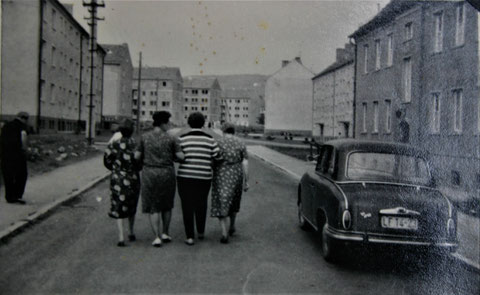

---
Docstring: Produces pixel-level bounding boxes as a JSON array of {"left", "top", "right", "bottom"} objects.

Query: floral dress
[
  {"left": 137, "top": 129, "right": 181, "bottom": 213},
  {"left": 103, "top": 137, "right": 141, "bottom": 219},
  {"left": 211, "top": 136, "right": 248, "bottom": 218}
]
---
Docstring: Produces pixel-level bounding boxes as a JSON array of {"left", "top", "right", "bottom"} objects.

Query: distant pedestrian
[
  {"left": 211, "top": 123, "right": 249, "bottom": 244},
  {"left": 1, "top": 112, "right": 29, "bottom": 205},
  {"left": 138, "top": 111, "right": 184, "bottom": 247},
  {"left": 177, "top": 112, "right": 221, "bottom": 246},
  {"left": 396, "top": 110, "right": 410, "bottom": 143},
  {"left": 103, "top": 118, "right": 142, "bottom": 247}
]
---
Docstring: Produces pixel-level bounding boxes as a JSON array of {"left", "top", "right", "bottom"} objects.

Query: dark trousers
[
  {"left": 177, "top": 177, "right": 211, "bottom": 239},
  {"left": 2, "top": 159, "right": 28, "bottom": 202}
]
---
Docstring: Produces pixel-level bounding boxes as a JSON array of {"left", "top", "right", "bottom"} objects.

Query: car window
[
  {"left": 316, "top": 145, "right": 334, "bottom": 175},
  {"left": 346, "top": 152, "right": 431, "bottom": 185}
]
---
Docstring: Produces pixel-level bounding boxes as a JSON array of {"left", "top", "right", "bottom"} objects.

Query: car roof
[{"left": 324, "top": 139, "right": 428, "bottom": 158}]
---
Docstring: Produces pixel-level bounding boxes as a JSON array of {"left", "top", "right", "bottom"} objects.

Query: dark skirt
[{"left": 141, "top": 166, "right": 176, "bottom": 213}]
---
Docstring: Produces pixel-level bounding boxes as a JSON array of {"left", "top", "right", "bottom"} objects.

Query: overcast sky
[{"left": 63, "top": 0, "right": 389, "bottom": 76}]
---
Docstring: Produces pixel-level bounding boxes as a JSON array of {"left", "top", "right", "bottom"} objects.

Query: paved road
[{"left": 0, "top": 157, "right": 478, "bottom": 294}]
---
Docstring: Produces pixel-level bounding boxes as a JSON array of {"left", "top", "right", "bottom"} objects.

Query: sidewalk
[
  {"left": 0, "top": 153, "right": 109, "bottom": 241},
  {"left": 247, "top": 145, "right": 480, "bottom": 272}
]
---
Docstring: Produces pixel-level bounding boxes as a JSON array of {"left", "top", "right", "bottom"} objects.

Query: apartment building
[
  {"left": 1, "top": 0, "right": 104, "bottom": 133},
  {"left": 221, "top": 89, "right": 250, "bottom": 126},
  {"left": 132, "top": 67, "right": 183, "bottom": 126},
  {"left": 183, "top": 76, "right": 222, "bottom": 126},
  {"left": 350, "top": 0, "right": 480, "bottom": 195}
]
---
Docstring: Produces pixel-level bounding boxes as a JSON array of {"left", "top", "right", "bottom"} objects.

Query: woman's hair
[
  {"left": 119, "top": 118, "right": 134, "bottom": 138},
  {"left": 222, "top": 122, "right": 235, "bottom": 135},
  {"left": 152, "top": 111, "right": 171, "bottom": 127},
  {"left": 187, "top": 112, "right": 205, "bottom": 128}
]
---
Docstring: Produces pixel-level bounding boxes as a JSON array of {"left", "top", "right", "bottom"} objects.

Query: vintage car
[{"left": 297, "top": 139, "right": 458, "bottom": 263}]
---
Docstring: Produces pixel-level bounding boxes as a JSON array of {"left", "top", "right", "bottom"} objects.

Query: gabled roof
[
  {"left": 102, "top": 43, "right": 132, "bottom": 66},
  {"left": 313, "top": 59, "right": 354, "bottom": 80},
  {"left": 183, "top": 76, "right": 220, "bottom": 89},
  {"left": 222, "top": 88, "right": 251, "bottom": 99},
  {"left": 349, "top": 0, "right": 418, "bottom": 39},
  {"left": 133, "top": 67, "right": 182, "bottom": 81},
  {"left": 269, "top": 57, "right": 314, "bottom": 78}
]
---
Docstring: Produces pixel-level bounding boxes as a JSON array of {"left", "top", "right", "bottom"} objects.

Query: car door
[{"left": 311, "top": 145, "right": 336, "bottom": 228}]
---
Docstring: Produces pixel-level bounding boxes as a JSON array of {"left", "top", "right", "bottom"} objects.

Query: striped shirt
[{"left": 177, "top": 129, "right": 221, "bottom": 180}]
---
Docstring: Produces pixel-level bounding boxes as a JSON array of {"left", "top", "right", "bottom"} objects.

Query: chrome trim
[
  {"left": 368, "top": 237, "right": 458, "bottom": 247},
  {"left": 440, "top": 193, "right": 453, "bottom": 218},
  {"left": 315, "top": 173, "right": 349, "bottom": 210},
  {"left": 379, "top": 207, "right": 420, "bottom": 216},
  {"left": 325, "top": 229, "right": 364, "bottom": 242},
  {"left": 336, "top": 180, "right": 433, "bottom": 191},
  {"left": 302, "top": 214, "right": 318, "bottom": 231}
]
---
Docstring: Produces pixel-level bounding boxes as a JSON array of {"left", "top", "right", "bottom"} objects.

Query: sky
[{"left": 62, "top": 0, "right": 390, "bottom": 76}]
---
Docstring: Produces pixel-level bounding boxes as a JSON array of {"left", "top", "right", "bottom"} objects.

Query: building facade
[
  {"left": 101, "top": 43, "right": 133, "bottom": 129},
  {"left": 221, "top": 89, "right": 250, "bottom": 126},
  {"left": 351, "top": 0, "right": 480, "bottom": 195},
  {"left": 1, "top": 0, "right": 104, "bottom": 134},
  {"left": 132, "top": 67, "right": 183, "bottom": 126},
  {"left": 312, "top": 44, "right": 355, "bottom": 139},
  {"left": 183, "top": 76, "right": 222, "bottom": 126},
  {"left": 265, "top": 57, "right": 314, "bottom": 136}
]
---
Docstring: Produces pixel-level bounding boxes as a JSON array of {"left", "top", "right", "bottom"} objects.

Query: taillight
[
  {"left": 447, "top": 218, "right": 456, "bottom": 238},
  {"left": 342, "top": 210, "right": 352, "bottom": 230}
]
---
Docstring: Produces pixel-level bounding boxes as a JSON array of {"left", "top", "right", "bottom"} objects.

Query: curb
[
  {"left": 249, "top": 149, "right": 480, "bottom": 273},
  {"left": 0, "top": 172, "right": 110, "bottom": 243}
]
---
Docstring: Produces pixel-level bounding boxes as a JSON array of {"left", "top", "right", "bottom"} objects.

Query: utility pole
[
  {"left": 136, "top": 52, "right": 142, "bottom": 134},
  {"left": 83, "top": 0, "right": 104, "bottom": 145}
]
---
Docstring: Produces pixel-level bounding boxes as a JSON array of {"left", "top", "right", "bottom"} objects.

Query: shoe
[
  {"left": 184, "top": 238, "right": 194, "bottom": 246},
  {"left": 117, "top": 241, "right": 126, "bottom": 247},
  {"left": 7, "top": 199, "right": 26, "bottom": 205},
  {"left": 152, "top": 237, "right": 162, "bottom": 247},
  {"left": 197, "top": 233, "right": 204, "bottom": 240},
  {"left": 128, "top": 234, "right": 136, "bottom": 242},
  {"left": 161, "top": 233, "right": 172, "bottom": 243},
  {"left": 220, "top": 236, "right": 229, "bottom": 244},
  {"left": 228, "top": 228, "right": 236, "bottom": 236}
]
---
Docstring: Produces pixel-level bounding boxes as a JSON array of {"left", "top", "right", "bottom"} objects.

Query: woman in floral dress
[
  {"left": 103, "top": 119, "right": 142, "bottom": 247},
  {"left": 211, "top": 123, "right": 249, "bottom": 244},
  {"left": 138, "top": 111, "right": 184, "bottom": 247}
]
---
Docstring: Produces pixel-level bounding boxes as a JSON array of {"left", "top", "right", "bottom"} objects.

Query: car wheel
[
  {"left": 298, "top": 200, "right": 310, "bottom": 230},
  {"left": 321, "top": 223, "right": 339, "bottom": 263}
]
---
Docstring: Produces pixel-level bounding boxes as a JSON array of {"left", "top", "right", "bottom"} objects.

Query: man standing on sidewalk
[{"left": 1, "top": 112, "right": 29, "bottom": 204}]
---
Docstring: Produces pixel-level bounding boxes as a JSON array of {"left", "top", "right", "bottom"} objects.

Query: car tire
[
  {"left": 298, "top": 200, "right": 311, "bottom": 231},
  {"left": 321, "top": 223, "right": 339, "bottom": 263}
]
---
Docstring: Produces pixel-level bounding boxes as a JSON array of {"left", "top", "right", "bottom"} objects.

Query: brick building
[
  {"left": 265, "top": 57, "right": 314, "bottom": 136},
  {"left": 1, "top": 0, "right": 104, "bottom": 133},
  {"left": 183, "top": 76, "right": 222, "bottom": 127},
  {"left": 101, "top": 43, "right": 133, "bottom": 129},
  {"left": 350, "top": 0, "right": 480, "bottom": 196},
  {"left": 312, "top": 44, "right": 355, "bottom": 139},
  {"left": 132, "top": 67, "right": 183, "bottom": 126}
]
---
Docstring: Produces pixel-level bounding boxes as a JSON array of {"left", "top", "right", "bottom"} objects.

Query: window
[
  {"left": 184, "top": 106, "right": 188, "bottom": 111},
  {"left": 433, "top": 12, "right": 443, "bottom": 53},
  {"left": 385, "top": 100, "right": 391, "bottom": 133},
  {"left": 403, "top": 57, "right": 412, "bottom": 102},
  {"left": 363, "top": 45, "right": 369, "bottom": 74},
  {"left": 141, "top": 111, "right": 145, "bottom": 115},
  {"left": 50, "top": 84, "right": 55, "bottom": 103},
  {"left": 52, "top": 9, "right": 56, "bottom": 31},
  {"left": 431, "top": 93, "right": 441, "bottom": 133},
  {"left": 163, "top": 81, "right": 167, "bottom": 87},
  {"left": 375, "top": 40, "right": 381, "bottom": 70},
  {"left": 51, "top": 46, "right": 56, "bottom": 67},
  {"left": 202, "top": 89, "right": 209, "bottom": 94},
  {"left": 185, "top": 98, "right": 188, "bottom": 102},
  {"left": 362, "top": 103, "right": 367, "bottom": 133},
  {"left": 451, "top": 170, "right": 461, "bottom": 186},
  {"left": 405, "top": 22, "right": 413, "bottom": 41},
  {"left": 185, "top": 90, "right": 189, "bottom": 94},
  {"left": 453, "top": 89, "right": 463, "bottom": 132},
  {"left": 455, "top": 3, "right": 465, "bottom": 46},
  {"left": 373, "top": 101, "right": 379, "bottom": 133},
  {"left": 142, "top": 101, "right": 145, "bottom": 106},
  {"left": 387, "top": 34, "right": 393, "bottom": 66},
  {"left": 142, "top": 91, "right": 146, "bottom": 96},
  {"left": 59, "top": 16, "right": 63, "bottom": 35},
  {"left": 192, "top": 90, "right": 198, "bottom": 94}
]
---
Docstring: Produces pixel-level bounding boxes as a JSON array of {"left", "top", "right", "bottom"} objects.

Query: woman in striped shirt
[{"left": 177, "top": 112, "right": 221, "bottom": 246}]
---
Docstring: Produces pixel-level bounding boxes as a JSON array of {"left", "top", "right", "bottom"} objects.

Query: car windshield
[{"left": 347, "top": 152, "right": 431, "bottom": 186}]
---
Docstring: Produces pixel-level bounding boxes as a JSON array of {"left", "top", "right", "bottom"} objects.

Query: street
[{"left": 0, "top": 156, "right": 478, "bottom": 294}]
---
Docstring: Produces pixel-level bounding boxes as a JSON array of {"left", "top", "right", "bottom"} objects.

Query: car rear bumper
[{"left": 326, "top": 227, "right": 458, "bottom": 249}]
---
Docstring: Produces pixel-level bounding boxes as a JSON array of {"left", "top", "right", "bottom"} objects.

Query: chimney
[
  {"left": 63, "top": 3, "right": 74, "bottom": 14},
  {"left": 295, "top": 57, "right": 302, "bottom": 64},
  {"left": 282, "top": 60, "right": 290, "bottom": 68},
  {"left": 336, "top": 48, "right": 346, "bottom": 62}
]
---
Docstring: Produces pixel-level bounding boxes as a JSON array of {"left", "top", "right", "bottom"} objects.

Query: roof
[
  {"left": 50, "top": 0, "right": 89, "bottom": 37},
  {"left": 183, "top": 76, "right": 219, "bottom": 89},
  {"left": 313, "top": 59, "right": 354, "bottom": 80},
  {"left": 102, "top": 43, "right": 132, "bottom": 66},
  {"left": 324, "top": 139, "right": 429, "bottom": 158},
  {"left": 222, "top": 88, "right": 251, "bottom": 99},
  {"left": 269, "top": 57, "right": 315, "bottom": 78},
  {"left": 349, "top": 0, "right": 418, "bottom": 39},
  {"left": 133, "top": 67, "right": 182, "bottom": 81}
]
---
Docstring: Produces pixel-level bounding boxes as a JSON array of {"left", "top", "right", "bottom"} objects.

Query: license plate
[{"left": 381, "top": 216, "right": 418, "bottom": 230}]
